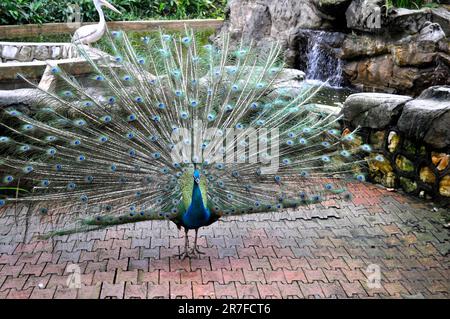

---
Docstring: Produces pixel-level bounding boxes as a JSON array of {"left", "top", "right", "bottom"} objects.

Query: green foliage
[
  {"left": 0, "top": 0, "right": 226, "bottom": 25},
  {"left": 385, "top": 0, "right": 441, "bottom": 9}
]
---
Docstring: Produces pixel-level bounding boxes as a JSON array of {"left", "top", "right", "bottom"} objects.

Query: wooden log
[{"left": 0, "top": 19, "right": 223, "bottom": 39}]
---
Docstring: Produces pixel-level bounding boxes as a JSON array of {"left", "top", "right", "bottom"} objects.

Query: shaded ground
[{"left": 0, "top": 182, "right": 448, "bottom": 299}]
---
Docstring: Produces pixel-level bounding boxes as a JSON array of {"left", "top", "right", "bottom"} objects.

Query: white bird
[{"left": 72, "top": 0, "right": 121, "bottom": 45}]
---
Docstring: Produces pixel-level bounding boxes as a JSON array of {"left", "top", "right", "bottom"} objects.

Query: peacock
[{"left": 0, "top": 29, "right": 370, "bottom": 258}]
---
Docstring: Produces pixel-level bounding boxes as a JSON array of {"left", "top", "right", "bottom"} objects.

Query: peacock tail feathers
[{"left": 0, "top": 28, "right": 370, "bottom": 239}]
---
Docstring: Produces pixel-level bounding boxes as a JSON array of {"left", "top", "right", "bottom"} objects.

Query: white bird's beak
[{"left": 101, "top": 0, "right": 122, "bottom": 15}]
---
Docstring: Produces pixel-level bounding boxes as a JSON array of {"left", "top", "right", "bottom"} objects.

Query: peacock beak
[
  {"left": 101, "top": 0, "right": 122, "bottom": 14},
  {"left": 194, "top": 178, "right": 200, "bottom": 184}
]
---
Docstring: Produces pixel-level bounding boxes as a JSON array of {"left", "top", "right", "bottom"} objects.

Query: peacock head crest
[{"left": 193, "top": 170, "right": 201, "bottom": 184}]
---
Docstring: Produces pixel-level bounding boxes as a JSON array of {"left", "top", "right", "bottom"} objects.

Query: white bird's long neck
[{"left": 95, "top": 2, "right": 106, "bottom": 25}]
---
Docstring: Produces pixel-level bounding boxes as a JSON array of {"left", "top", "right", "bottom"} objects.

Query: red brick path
[{"left": 0, "top": 183, "right": 448, "bottom": 299}]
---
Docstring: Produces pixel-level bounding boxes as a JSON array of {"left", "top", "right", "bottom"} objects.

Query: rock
[
  {"left": 344, "top": 54, "right": 395, "bottom": 92},
  {"left": 34, "top": 46, "right": 50, "bottom": 60},
  {"left": 416, "top": 21, "right": 446, "bottom": 43},
  {"left": 339, "top": 34, "right": 389, "bottom": 59},
  {"left": 343, "top": 52, "right": 450, "bottom": 95},
  {"left": 397, "top": 86, "right": 450, "bottom": 149},
  {"left": 368, "top": 153, "right": 396, "bottom": 188},
  {"left": 275, "top": 68, "right": 306, "bottom": 84},
  {"left": 340, "top": 6, "right": 450, "bottom": 96},
  {"left": 316, "top": 0, "right": 352, "bottom": 16},
  {"left": 431, "top": 152, "right": 449, "bottom": 171},
  {"left": 51, "top": 46, "right": 62, "bottom": 59},
  {"left": 62, "top": 45, "right": 79, "bottom": 59},
  {"left": 1, "top": 45, "right": 18, "bottom": 60},
  {"left": 431, "top": 7, "right": 450, "bottom": 36},
  {"left": 387, "top": 8, "right": 433, "bottom": 35},
  {"left": 345, "top": 0, "right": 384, "bottom": 32},
  {"left": 420, "top": 166, "right": 436, "bottom": 184},
  {"left": 224, "top": 0, "right": 272, "bottom": 42},
  {"left": 217, "top": 0, "right": 331, "bottom": 49},
  {"left": 419, "top": 85, "right": 450, "bottom": 100},
  {"left": 391, "top": 41, "right": 438, "bottom": 67},
  {"left": 268, "top": 1, "right": 327, "bottom": 37},
  {"left": 399, "top": 177, "right": 417, "bottom": 193},
  {"left": 387, "top": 131, "right": 400, "bottom": 153},
  {"left": 342, "top": 92, "right": 412, "bottom": 128},
  {"left": 440, "top": 175, "right": 450, "bottom": 197},
  {"left": 17, "top": 46, "right": 33, "bottom": 62},
  {"left": 396, "top": 154, "right": 414, "bottom": 172},
  {"left": 263, "top": 68, "right": 308, "bottom": 99},
  {"left": 304, "top": 103, "right": 341, "bottom": 116}
]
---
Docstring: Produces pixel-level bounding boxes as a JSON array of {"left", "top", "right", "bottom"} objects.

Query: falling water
[{"left": 305, "top": 31, "right": 343, "bottom": 87}]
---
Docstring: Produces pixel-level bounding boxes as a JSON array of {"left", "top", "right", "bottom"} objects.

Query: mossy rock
[
  {"left": 395, "top": 155, "right": 414, "bottom": 172},
  {"left": 369, "top": 130, "right": 385, "bottom": 149},
  {"left": 400, "top": 177, "right": 417, "bottom": 193}
]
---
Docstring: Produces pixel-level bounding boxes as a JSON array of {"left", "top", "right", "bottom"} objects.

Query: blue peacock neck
[
  {"left": 190, "top": 181, "right": 206, "bottom": 216},
  {"left": 181, "top": 176, "right": 210, "bottom": 230}
]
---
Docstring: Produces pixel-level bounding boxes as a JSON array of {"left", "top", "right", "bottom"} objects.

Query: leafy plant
[
  {"left": 385, "top": 0, "right": 441, "bottom": 9},
  {"left": 0, "top": 0, "right": 226, "bottom": 25}
]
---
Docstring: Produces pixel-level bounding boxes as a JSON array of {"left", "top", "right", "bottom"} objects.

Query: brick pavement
[{"left": 0, "top": 183, "right": 448, "bottom": 299}]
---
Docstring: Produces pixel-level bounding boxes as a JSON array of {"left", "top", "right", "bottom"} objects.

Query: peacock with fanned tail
[{"left": 0, "top": 29, "right": 371, "bottom": 258}]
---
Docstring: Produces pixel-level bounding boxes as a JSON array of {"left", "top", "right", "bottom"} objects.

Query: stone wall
[
  {"left": 341, "top": 7, "right": 450, "bottom": 95},
  {"left": 217, "top": 0, "right": 450, "bottom": 95},
  {"left": 0, "top": 43, "right": 78, "bottom": 63},
  {"left": 342, "top": 86, "right": 450, "bottom": 204}
]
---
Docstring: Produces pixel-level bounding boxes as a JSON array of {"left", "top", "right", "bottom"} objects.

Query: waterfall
[{"left": 305, "top": 31, "right": 343, "bottom": 87}]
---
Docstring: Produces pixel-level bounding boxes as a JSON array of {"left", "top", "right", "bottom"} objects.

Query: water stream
[{"left": 304, "top": 30, "right": 343, "bottom": 87}]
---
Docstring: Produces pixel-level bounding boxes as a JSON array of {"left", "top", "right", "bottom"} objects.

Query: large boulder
[
  {"left": 386, "top": 7, "right": 434, "bottom": 35},
  {"left": 216, "top": 0, "right": 335, "bottom": 50},
  {"left": 221, "top": 0, "right": 272, "bottom": 43},
  {"left": 397, "top": 86, "right": 450, "bottom": 149},
  {"left": 345, "top": 0, "right": 384, "bottom": 32},
  {"left": 342, "top": 92, "right": 412, "bottom": 128},
  {"left": 269, "top": 0, "right": 326, "bottom": 38},
  {"left": 339, "top": 34, "right": 390, "bottom": 59}
]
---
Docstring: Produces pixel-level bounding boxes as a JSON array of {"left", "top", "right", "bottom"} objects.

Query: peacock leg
[
  {"left": 179, "top": 228, "right": 192, "bottom": 259},
  {"left": 192, "top": 228, "right": 205, "bottom": 255}
]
